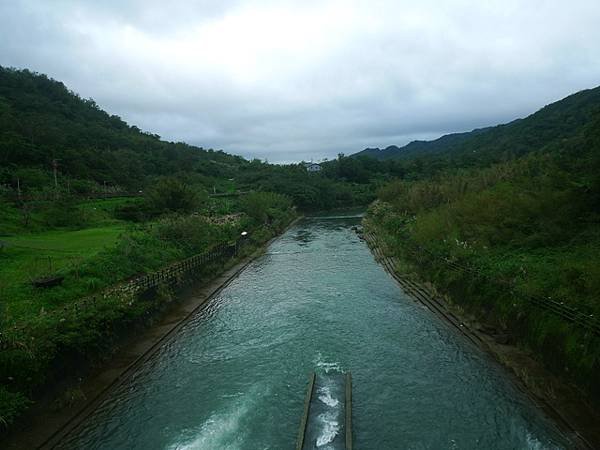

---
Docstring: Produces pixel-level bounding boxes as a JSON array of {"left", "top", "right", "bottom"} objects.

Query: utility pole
[
  {"left": 17, "top": 177, "right": 22, "bottom": 201},
  {"left": 52, "top": 159, "right": 59, "bottom": 199}
]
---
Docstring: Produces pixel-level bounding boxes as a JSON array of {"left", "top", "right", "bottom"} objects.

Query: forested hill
[
  {"left": 353, "top": 86, "right": 600, "bottom": 164},
  {"left": 0, "top": 66, "right": 383, "bottom": 210},
  {"left": 355, "top": 129, "right": 488, "bottom": 160},
  {"left": 0, "top": 66, "right": 246, "bottom": 191}
]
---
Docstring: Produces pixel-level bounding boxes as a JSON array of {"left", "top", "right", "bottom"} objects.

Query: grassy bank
[
  {"left": 363, "top": 104, "right": 600, "bottom": 409},
  {"left": 366, "top": 200, "right": 600, "bottom": 407},
  {"left": 0, "top": 191, "right": 296, "bottom": 433},
  {"left": 0, "top": 226, "right": 125, "bottom": 319}
]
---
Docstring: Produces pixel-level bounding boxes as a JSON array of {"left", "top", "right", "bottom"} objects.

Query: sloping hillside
[
  {"left": 0, "top": 67, "right": 246, "bottom": 191},
  {"left": 353, "top": 86, "right": 600, "bottom": 165},
  {"left": 355, "top": 129, "right": 486, "bottom": 160}
]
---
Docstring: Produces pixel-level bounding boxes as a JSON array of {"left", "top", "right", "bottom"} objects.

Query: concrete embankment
[
  {"left": 361, "top": 220, "right": 600, "bottom": 450},
  {"left": 296, "top": 372, "right": 352, "bottom": 450}
]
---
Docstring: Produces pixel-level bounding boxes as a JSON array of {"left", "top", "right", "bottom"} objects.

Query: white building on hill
[{"left": 303, "top": 162, "right": 322, "bottom": 173}]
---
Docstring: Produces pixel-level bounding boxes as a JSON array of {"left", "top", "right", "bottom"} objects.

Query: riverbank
[
  {"left": 2, "top": 215, "right": 301, "bottom": 450},
  {"left": 362, "top": 217, "right": 600, "bottom": 449}
]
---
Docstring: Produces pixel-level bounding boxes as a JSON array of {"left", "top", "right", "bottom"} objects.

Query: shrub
[
  {"left": 38, "top": 197, "right": 88, "bottom": 228},
  {"left": 0, "top": 386, "right": 31, "bottom": 429},
  {"left": 145, "top": 178, "right": 207, "bottom": 215},
  {"left": 153, "top": 215, "right": 235, "bottom": 254},
  {"left": 114, "top": 201, "right": 149, "bottom": 222},
  {"left": 240, "top": 192, "right": 292, "bottom": 225}
]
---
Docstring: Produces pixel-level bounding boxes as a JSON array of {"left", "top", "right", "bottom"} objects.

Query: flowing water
[
  {"left": 61, "top": 215, "right": 569, "bottom": 449},
  {"left": 303, "top": 372, "right": 347, "bottom": 449}
]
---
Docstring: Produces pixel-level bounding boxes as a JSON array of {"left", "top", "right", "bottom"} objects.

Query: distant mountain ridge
[
  {"left": 352, "top": 86, "right": 600, "bottom": 162},
  {"left": 355, "top": 128, "right": 490, "bottom": 160}
]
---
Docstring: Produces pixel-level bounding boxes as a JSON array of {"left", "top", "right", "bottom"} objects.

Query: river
[{"left": 59, "top": 214, "right": 569, "bottom": 449}]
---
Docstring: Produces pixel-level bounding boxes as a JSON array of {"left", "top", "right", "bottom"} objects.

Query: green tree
[
  {"left": 240, "top": 192, "right": 292, "bottom": 224},
  {"left": 145, "top": 178, "right": 206, "bottom": 214}
]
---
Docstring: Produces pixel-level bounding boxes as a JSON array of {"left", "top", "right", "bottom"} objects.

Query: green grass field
[
  {"left": 0, "top": 196, "right": 140, "bottom": 234},
  {"left": 0, "top": 195, "right": 238, "bottom": 323},
  {"left": 2, "top": 225, "right": 125, "bottom": 253},
  {"left": 0, "top": 225, "right": 126, "bottom": 321}
]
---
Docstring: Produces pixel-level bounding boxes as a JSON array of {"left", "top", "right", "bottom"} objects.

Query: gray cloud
[{"left": 1, "top": 0, "right": 600, "bottom": 162}]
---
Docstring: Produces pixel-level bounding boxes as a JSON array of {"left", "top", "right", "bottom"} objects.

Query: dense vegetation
[
  {"left": 367, "top": 88, "right": 600, "bottom": 404},
  {"left": 0, "top": 67, "right": 247, "bottom": 191}
]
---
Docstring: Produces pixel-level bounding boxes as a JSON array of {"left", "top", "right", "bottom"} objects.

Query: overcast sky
[{"left": 1, "top": 0, "right": 599, "bottom": 162}]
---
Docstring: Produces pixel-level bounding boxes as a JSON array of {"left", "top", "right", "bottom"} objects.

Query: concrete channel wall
[{"left": 297, "top": 372, "right": 352, "bottom": 450}]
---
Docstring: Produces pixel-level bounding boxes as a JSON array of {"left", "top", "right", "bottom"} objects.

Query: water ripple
[{"left": 61, "top": 217, "right": 569, "bottom": 450}]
